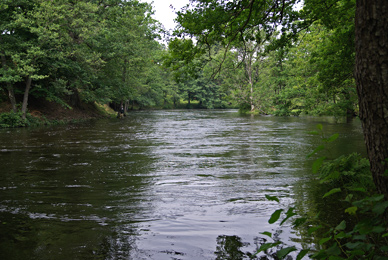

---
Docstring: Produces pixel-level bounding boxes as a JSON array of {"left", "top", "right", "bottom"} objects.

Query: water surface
[{"left": 0, "top": 110, "right": 366, "bottom": 259}]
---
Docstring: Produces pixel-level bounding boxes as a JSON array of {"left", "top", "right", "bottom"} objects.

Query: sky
[
  {"left": 143, "top": 0, "right": 190, "bottom": 31},
  {"left": 143, "top": 1, "right": 304, "bottom": 31}
]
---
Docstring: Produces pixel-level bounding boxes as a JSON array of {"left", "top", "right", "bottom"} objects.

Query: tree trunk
[
  {"left": 250, "top": 82, "right": 254, "bottom": 111},
  {"left": 355, "top": 0, "right": 388, "bottom": 198},
  {"left": 247, "top": 57, "right": 255, "bottom": 111},
  {"left": 6, "top": 84, "right": 17, "bottom": 113},
  {"left": 21, "top": 76, "right": 32, "bottom": 120},
  {"left": 1, "top": 54, "right": 17, "bottom": 112}
]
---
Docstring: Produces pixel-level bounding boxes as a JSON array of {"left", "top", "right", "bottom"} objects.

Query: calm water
[{"left": 0, "top": 110, "right": 366, "bottom": 259}]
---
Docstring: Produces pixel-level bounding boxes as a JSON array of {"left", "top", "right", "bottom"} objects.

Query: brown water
[{"left": 0, "top": 110, "right": 366, "bottom": 259}]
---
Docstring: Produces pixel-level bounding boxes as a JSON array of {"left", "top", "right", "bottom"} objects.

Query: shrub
[
  {"left": 0, "top": 112, "right": 27, "bottom": 128},
  {"left": 319, "top": 153, "right": 374, "bottom": 191},
  {"left": 0, "top": 112, "right": 44, "bottom": 128}
]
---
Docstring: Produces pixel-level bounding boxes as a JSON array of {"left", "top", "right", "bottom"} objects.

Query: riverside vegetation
[
  {"left": 255, "top": 125, "right": 388, "bottom": 259},
  {"left": 0, "top": 0, "right": 363, "bottom": 127}
]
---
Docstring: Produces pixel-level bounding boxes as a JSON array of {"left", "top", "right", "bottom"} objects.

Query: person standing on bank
[{"left": 118, "top": 105, "right": 125, "bottom": 118}]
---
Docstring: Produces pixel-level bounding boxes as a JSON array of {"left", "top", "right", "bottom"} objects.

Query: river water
[{"left": 0, "top": 110, "right": 366, "bottom": 260}]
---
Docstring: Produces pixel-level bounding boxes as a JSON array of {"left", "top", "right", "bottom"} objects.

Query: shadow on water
[
  {"left": 215, "top": 233, "right": 296, "bottom": 260},
  {"left": 0, "top": 111, "right": 366, "bottom": 259}
]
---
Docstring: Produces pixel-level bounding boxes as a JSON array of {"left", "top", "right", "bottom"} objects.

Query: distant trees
[{"left": 169, "top": 1, "right": 360, "bottom": 116}]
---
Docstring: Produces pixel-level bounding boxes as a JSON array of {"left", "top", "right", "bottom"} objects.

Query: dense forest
[{"left": 1, "top": 0, "right": 357, "bottom": 123}]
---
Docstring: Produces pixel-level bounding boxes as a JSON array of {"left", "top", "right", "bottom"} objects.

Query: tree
[
  {"left": 303, "top": 0, "right": 357, "bottom": 117},
  {"left": 355, "top": 0, "right": 388, "bottom": 198},
  {"left": 175, "top": 0, "right": 388, "bottom": 198},
  {"left": 95, "top": 0, "right": 163, "bottom": 109},
  {"left": 0, "top": 0, "right": 41, "bottom": 117},
  {"left": 0, "top": 0, "right": 18, "bottom": 112},
  {"left": 235, "top": 32, "right": 266, "bottom": 112},
  {"left": 0, "top": 0, "right": 169, "bottom": 117},
  {"left": 165, "top": 38, "right": 233, "bottom": 108},
  {"left": 1, "top": 0, "right": 104, "bottom": 118}
]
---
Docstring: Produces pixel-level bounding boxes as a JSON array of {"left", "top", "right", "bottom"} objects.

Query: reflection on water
[
  {"left": 215, "top": 235, "right": 250, "bottom": 260},
  {"left": 0, "top": 110, "right": 365, "bottom": 259}
]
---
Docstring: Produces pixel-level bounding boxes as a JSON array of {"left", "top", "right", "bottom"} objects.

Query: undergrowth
[
  {"left": 255, "top": 124, "right": 388, "bottom": 260},
  {"left": 0, "top": 112, "right": 42, "bottom": 128}
]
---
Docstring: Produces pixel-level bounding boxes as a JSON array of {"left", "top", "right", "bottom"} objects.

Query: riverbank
[{"left": 0, "top": 99, "right": 115, "bottom": 128}]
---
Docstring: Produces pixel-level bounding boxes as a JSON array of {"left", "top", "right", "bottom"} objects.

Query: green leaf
[
  {"left": 349, "top": 187, "right": 366, "bottom": 193},
  {"left": 280, "top": 207, "right": 297, "bottom": 225},
  {"left": 372, "top": 201, "right": 388, "bottom": 215},
  {"left": 255, "top": 242, "right": 281, "bottom": 254},
  {"left": 353, "top": 234, "right": 367, "bottom": 240},
  {"left": 269, "top": 209, "right": 283, "bottom": 224},
  {"left": 334, "top": 231, "right": 349, "bottom": 239},
  {"left": 265, "top": 194, "right": 280, "bottom": 203},
  {"left": 312, "top": 156, "right": 326, "bottom": 173},
  {"left": 383, "top": 233, "right": 388, "bottom": 238},
  {"left": 307, "top": 145, "right": 325, "bottom": 158},
  {"left": 326, "top": 133, "right": 339, "bottom": 143},
  {"left": 323, "top": 188, "right": 341, "bottom": 198},
  {"left": 277, "top": 246, "right": 297, "bottom": 259},
  {"left": 316, "top": 124, "right": 323, "bottom": 131},
  {"left": 367, "top": 194, "right": 385, "bottom": 202},
  {"left": 345, "top": 194, "right": 354, "bottom": 202},
  {"left": 345, "top": 206, "right": 358, "bottom": 215},
  {"left": 345, "top": 242, "right": 364, "bottom": 249},
  {"left": 308, "top": 130, "right": 320, "bottom": 135},
  {"left": 327, "top": 243, "right": 342, "bottom": 256},
  {"left": 308, "top": 225, "right": 322, "bottom": 235},
  {"left": 319, "top": 236, "right": 332, "bottom": 245},
  {"left": 260, "top": 231, "right": 272, "bottom": 238},
  {"left": 350, "top": 250, "right": 365, "bottom": 256},
  {"left": 293, "top": 217, "right": 307, "bottom": 227},
  {"left": 335, "top": 220, "right": 346, "bottom": 231},
  {"left": 311, "top": 251, "right": 326, "bottom": 259},
  {"left": 296, "top": 249, "right": 310, "bottom": 260},
  {"left": 372, "top": 226, "right": 386, "bottom": 233}
]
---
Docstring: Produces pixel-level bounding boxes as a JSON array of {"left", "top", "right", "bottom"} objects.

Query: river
[{"left": 0, "top": 110, "right": 366, "bottom": 259}]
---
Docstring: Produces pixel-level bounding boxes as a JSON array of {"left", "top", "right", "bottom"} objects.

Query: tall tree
[
  {"left": 355, "top": 0, "right": 388, "bottom": 198},
  {"left": 96, "top": 0, "right": 160, "bottom": 108},
  {"left": 0, "top": 0, "right": 39, "bottom": 116},
  {"left": 235, "top": 30, "right": 269, "bottom": 112},
  {"left": 0, "top": 0, "right": 18, "bottom": 112}
]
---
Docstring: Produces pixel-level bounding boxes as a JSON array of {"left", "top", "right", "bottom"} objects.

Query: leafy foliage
[
  {"left": 0, "top": 112, "right": 27, "bottom": 128},
  {"left": 0, "top": 0, "right": 174, "bottom": 121},
  {"left": 256, "top": 126, "right": 388, "bottom": 259},
  {"left": 319, "top": 153, "right": 373, "bottom": 191},
  {"left": 0, "top": 0, "right": 361, "bottom": 119},
  {"left": 0, "top": 111, "right": 41, "bottom": 128},
  {"left": 170, "top": 0, "right": 359, "bottom": 116}
]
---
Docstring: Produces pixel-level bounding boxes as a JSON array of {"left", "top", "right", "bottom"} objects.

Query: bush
[
  {"left": 0, "top": 112, "right": 43, "bottom": 128},
  {"left": 0, "top": 112, "right": 28, "bottom": 128},
  {"left": 255, "top": 127, "right": 387, "bottom": 259},
  {"left": 319, "top": 153, "right": 374, "bottom": 191}
]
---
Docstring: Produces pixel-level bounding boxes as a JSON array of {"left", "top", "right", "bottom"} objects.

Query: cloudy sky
[{"left": 143, "top": 0, "right": 190, "bottom": 31}]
